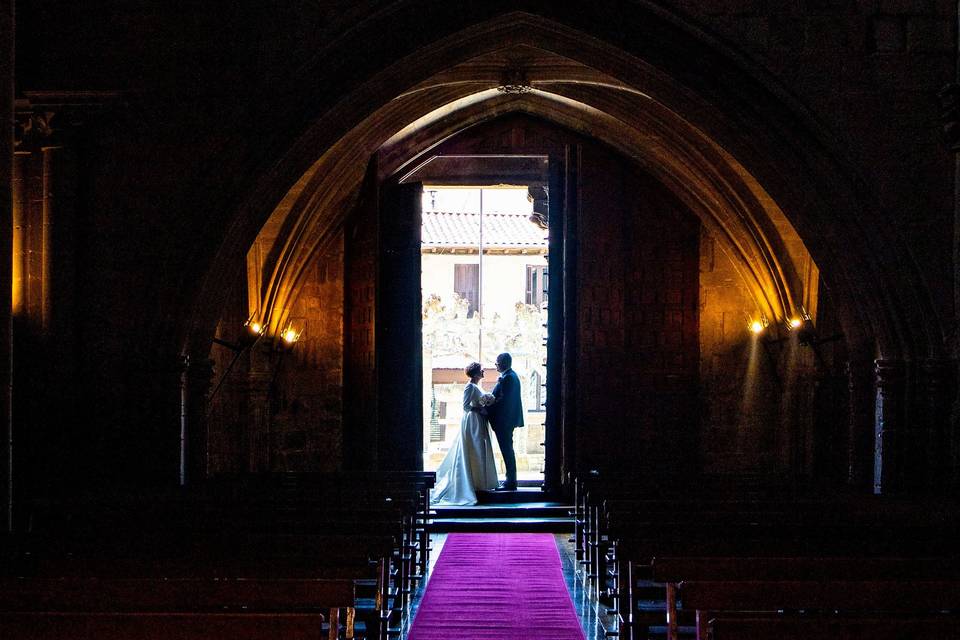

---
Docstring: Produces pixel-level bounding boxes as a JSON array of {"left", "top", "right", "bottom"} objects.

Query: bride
[{"left": 431, "top": 362, "right": 499, "bottom": 505}]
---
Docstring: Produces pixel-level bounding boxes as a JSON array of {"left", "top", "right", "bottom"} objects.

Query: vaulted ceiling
[{"left": 247, "top": 43, "right": 818, "bottom": 339}]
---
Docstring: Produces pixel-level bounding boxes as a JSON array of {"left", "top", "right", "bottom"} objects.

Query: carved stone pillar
[
  {"left": 942, "top": 58, "right": 960, "bottom": 491},
  {"left": 10, "top": 112, "right": 81, "bottom": 503},
  {"left": 246, "top": 371, "right": 273, "bottom": 472},
  {"left": 874, "top": 359, "right": 907, "bottom": 494},
  {"left": 917, "top": 359, "right": 955, "bottom": 492},
  {"left": 246, "top": 341, "right": 276, "bottom": 472},
  {"left": 10, "top": 129, "right": 42, "bottom": 524},
  {"left": 8, "top": 95, "right": 118, "bottom": 499},
  {"left": 40, "top": 144, "right": 76, "bottom": 338},
  {"left": 13, "top": 111, "right": 73, "bottom": 334},
  {"left": 846, "top": 357, "right": 875, "bottom": 490},
  {"left": 180, "top": 355, "right": 214, "bottom": 485},
  {"left": 0, "top": 0, "right": 13, "bottom": 532},
  {"left": 11, "top": 149, "right": 28, "bottom": 318}
]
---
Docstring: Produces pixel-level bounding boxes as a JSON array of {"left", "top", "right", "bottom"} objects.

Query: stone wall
[
  {"left": 10, "top": 1, "right": 954, "bottom": 489},
  {"left": 575, "top": 145, "right": 701, "bottom": 473},
  {"left": 699, "top": 228, "right": 849, "bottom": 482},
  {"left": 667, "top": 0, "right": 955, "bottom": 339},
  {"left": 207, "top": 234, "right": 344, "bottom": 473},
  {"left": 268, "top": 235, "right": 345, "bottom": 471}
]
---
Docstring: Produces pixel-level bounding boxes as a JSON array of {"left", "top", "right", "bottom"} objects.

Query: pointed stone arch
[{"left": 185, "top": 7, "right": 940, "bottom": 367}]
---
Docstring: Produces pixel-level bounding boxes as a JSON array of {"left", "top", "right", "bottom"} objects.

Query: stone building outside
[{"left": 421, "top": 194, "right": 548, "bottom": 481}]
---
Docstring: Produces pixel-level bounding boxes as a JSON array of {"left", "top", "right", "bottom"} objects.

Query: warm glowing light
[
  {"left": 248, "top": 321, "right": 263, "bottom": 335},
  {"left": 749, "top": 321, "right": 765, "bottom": 334},
  {"left": 282, "top": 328, "right": 299, "bottom": 344},
  {"left": 789, "top": 318, "right": 802, "bottom": 329}
]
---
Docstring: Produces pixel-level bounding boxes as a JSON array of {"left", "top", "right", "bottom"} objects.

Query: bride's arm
[{"left": 462, "top": 384, "right": 477, "bottom": 412}]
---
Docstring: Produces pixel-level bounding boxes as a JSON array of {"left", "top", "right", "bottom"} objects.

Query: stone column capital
[
  {"left": 183, "top": 355, "right": 215, "bottom": 393},
  {"left": 13, "top": 110, "right": 58, "bottom": 151},
  {"left": 14, "top": 91, "right": 125, "bottom": 150},
  {"left": 939, "top": 82, "right": 960, "bottom": 153},
  {"left": 874, "top": 358, "right": 907, "bottom": 495},
  {"left": 874, "top": 358, "right": 907, "bottom": 386}
]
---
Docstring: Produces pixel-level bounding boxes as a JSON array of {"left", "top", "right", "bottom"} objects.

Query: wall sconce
[
  {"left": 212, "top": 316, "right": 266, "bottom": 352},
  {"left": 793, "top": 317, "right": 843, "bottom": 355},
  {"left": 748, "top": 314, "right": 769, "bottom": 335},
  {"left": 277, "top": 317, "right": 305, "bottom": 350},
  {"left": 246, "top": 319, "right": 265, "bottom": 337},
  {"left": 207, "top": 317, "right": 267, "bottom": 407},
  {"left": 796, "top": 318, "right": 817, "bottom": 346},
  {"left": 777, "top": 314, "right": 844, "bottom": 368}
]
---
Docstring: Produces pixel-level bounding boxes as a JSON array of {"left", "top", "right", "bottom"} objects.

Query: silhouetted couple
[{"left": 431, "top": 352, "right": 525, "bottom": 505}]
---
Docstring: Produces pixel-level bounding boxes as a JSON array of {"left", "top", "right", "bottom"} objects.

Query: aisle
[{"left": 407, "top": 533, "right": 586, "bottom": 640}]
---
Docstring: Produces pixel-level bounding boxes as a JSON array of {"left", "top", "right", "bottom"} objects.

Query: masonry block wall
[
  {"left": 668, "top": 0, "right": 955, "bottom": 331},
  {"left": 699, "top": 231, "right": 849, "bottom": 482},
  {"left": 10, "top": 1, "right": 955, "bottom": 490},
  {"left": 207, "top": 236, "right": 345, "bottom": 473},
  {"left": 207, "top": 282, "right": 249, "bottom": 474},
  {"left": 268, "top": 237, "right": 345, "bottom": 472},
  {"left": 699, "top": 231, "right": 814, "bottom": 476},
  {"left": 575, "top": 145, "right": 701, "bottom": 473}
]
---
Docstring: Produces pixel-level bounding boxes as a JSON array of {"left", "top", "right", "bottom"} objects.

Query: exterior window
[
  {"left": 429, "top": 390, "right": 446, "bottom": 442},
  {"left": 529, "top": 370, "right": 545, "bottom": 412},
  {"left": 454, "top": 263, "right": 480, "bottom": 316},
  {"left": 525, "top": 265, "right": 548, "bottom": 306}
]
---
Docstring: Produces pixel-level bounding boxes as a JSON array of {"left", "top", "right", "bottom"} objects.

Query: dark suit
[{"left": 488, "top": 368, "right": 524, "bottom": 486}]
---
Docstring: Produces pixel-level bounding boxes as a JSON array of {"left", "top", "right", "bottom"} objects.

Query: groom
[{"left": 487, "top": 352, "right": 524, "bottom": 491}]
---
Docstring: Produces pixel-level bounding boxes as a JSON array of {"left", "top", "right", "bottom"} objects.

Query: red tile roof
[{"left": 421, "top": 211, "right": 548, "bottom": 248}]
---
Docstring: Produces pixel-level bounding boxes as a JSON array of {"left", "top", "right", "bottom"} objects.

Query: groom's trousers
[{"left": 492, "top": 424, "right": 517, "bottom": 487}]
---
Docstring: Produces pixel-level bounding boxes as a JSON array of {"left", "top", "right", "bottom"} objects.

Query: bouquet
[{"left": 473, "top": 392, "right": 496, "bottom": 417}]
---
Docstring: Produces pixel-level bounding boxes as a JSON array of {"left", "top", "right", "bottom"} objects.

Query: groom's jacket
[{"left": 489, "top": 368, "right": 524, "bottom": 430}]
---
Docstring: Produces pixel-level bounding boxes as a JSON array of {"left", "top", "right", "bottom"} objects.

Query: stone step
[
  {"left": 428, "top": 517, "right": 574, "bottom": 533},
  {"left": 475, "top": 486, "right": 555, "bottom": 504},
  {"left": 432, "top": 504, "right": 570, "bottom": 519}
]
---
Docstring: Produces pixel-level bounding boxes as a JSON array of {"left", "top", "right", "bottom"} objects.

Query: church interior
[{"left": 3, "top": 2, "right": 960, "bottom": 638}]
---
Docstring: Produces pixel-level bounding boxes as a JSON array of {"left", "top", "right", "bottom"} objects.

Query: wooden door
[
  {"left": 344, "top": 159, "right": 380, "bottom": 470},
  {"left": 377, "top": 181, "right": 423, "bottom": 470}
]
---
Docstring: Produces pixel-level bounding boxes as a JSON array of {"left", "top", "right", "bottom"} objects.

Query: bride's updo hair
[{"left": 465, "top": 362, "right": 482, "bottom": 379}]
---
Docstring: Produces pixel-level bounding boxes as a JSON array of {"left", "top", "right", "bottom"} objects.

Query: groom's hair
[
  {"left": 465, "top": 362, "right": 482, "bottom": 378},
  {"left": 497, "top": 352, "right": 512, "bottom": 368}
]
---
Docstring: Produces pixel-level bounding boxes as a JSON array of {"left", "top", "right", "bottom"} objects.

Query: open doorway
[{"left": 421, "top": 186, "right": 548, "bottom": 484}]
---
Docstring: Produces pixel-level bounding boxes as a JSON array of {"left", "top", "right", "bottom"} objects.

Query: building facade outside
[{"left": 421, "top": 204, "right": 548, "bottom": 481}]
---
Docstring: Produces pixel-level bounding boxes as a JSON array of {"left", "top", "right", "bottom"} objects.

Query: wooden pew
[
  {"left": 17, "top": 471, "right": 436, "bottom": 637},
  {"left": 573, "top": 470, "right": 794, "bottom": 596},
  {"left": 599, "top": 498, "right": 801, "bottom": 602},
  {"left": 0, "top": 612, "right": 330, "bottom": 640},
  {"left": 0, "top": 576, "right": 355, "bottom": 610},
  {"left": 709, "top": 614, "right": 960, "bottom": 640},
  {"left": 231, "top": 470, "right": 435, "bottom": 580},
  {"left": 653, "top": 556, "right": 960, "bottom": 640},
  {"left": 197, "top": 472, "right": 431, "bottom": 607},
  {"left": 1, "top": 533, "right": 392, "bottom": 640},
  {"left": 0, "top": 576, "right": 355, "bottom": 640},
  {"left": 682, "top": 580, "right": 960, "bottom": 640},
  {"left": 571, "top": 470, "right": 681, "bottom": 581},
  {"left": 30, "top": 485, "right": 417, "bottom": 614},
  {"left": 276, "top": 471, "right": 435, "bottom": 577},
  {"left": 609, "top": 517, "right": 960, "bottom": 637}
]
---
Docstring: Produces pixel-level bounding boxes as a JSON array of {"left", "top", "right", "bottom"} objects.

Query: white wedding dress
[{"left": 431, "top": 383, "right": 500, "bottom": 505}]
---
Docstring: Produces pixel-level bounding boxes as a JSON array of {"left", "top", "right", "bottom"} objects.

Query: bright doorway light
[{"left": 421, "top": 185, "right": 548, "bottom": 482}]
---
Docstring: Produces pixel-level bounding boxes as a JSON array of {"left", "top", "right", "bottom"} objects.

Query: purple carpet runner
[{"left": 407, "top": 533, "right": 586, "bottom": 640}]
